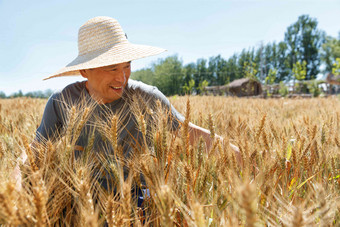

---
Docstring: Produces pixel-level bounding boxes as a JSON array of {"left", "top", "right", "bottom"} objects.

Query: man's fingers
[
  {"left": 229, "top": 143, "right": 242, "bottom": 165},
  {"left": 11, "top": 164, "right": 22, "bottom": 191}
]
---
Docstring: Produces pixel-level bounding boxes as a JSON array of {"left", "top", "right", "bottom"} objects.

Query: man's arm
[
  {"left": 188, "top": 122, "right": 212, "bottom": 150},
  {"left": 142, "top": 84, "right": 241, "bottom": 162},
  {"left": 188, "top": 122, "right": 242, "bottom": 163}
]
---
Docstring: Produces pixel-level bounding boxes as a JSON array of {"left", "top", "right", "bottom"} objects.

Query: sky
[{"left": 0, "top": 0, "right": 339, "bottom": 95}]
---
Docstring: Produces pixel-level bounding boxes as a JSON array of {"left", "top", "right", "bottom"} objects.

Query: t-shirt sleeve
[
  {"left": 150, "top": 86, "right": 184, "bottom": 131},
  {"left": 35, "top": 93, "right": 63, "bottom": 142}
]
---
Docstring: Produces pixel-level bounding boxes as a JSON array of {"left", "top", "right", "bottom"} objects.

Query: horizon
[{"left": 1, "top": 0, "right": 339, "bottom": 95}]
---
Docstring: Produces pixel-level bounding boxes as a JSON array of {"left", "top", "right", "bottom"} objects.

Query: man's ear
[{"left": 80, "top": 69, "right": 88, "bottom": 78}]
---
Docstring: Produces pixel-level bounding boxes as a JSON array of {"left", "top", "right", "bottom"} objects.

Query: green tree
[
  {"left": 131, "top": 68, "right": 155, "bottom": 85},
  {"left": 253, "top": 41, "right": 290, "bottom": 83},
  {"left": 333, "top": 58, "right": 340, "bottom": 75},
  {"left": 152, "top": 55, "right": 184, "bottom": 96},
  {"left": 197, "top": 80, "right": 209, "bottom": 94},
  {"left": 263, "top": 44, "right": 273, "bottom": 79},
  {"left": 194, "top": 58, "right": 208, "bottom": 88},
  {"left": 256, "top": 43, "right": 281, "bottom": 82},
  {"left": 25, "top": 90, "right": 52, "bottom": 98},
  {"left": 243, "top": 61, "right": 258, "bottom": 80},
  {"left": 238, "top": 49, "right": 256, "bottom": 79},
  {"left": 208, "top": 55, "right": 228, "bottom": 85},
  {"left": 11, "top": 90, "right": 23, "bottom": 98},
  {"left": 279, "top": 81, "right": 289, "bottom": 97},
  {"left": 226, "top": 54, "right": 239, "bottom": 82},
  {"left": 257, "top": 43, "right": 271, "bottom": 82},
  {"left": 183, "top": 63, "right": 196, "bottom": 86},
  {"left": 292, "top": 60, "right": 308, "bottom": 93},
  {"left": 321, "top": 34, "right": 340, "bottom": 73},
  {"left": 0, "top": 91, "right": 6, "bottom": 98},
  {"left": 307, "top": 80, "right": 322, "bottom": 97},
  {"left": 275, "top": 42, "right": 290, "bottom": 82},
  {"left": 292, "top": 60, "right": 307, "bottom": 81},
  {"left": 265, "top": 68, "right": 277, "bottom": 85},
  {"left": 182, "top": 79, "right": 195, "bottom": 95},
  {"left": 284, "top": 15, "right": 325, "bottom": 80}
]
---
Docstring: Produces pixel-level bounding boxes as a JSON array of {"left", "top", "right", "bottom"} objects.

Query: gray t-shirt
[{"left": 36, "top": 79, "right": 184, "bottom": 159}]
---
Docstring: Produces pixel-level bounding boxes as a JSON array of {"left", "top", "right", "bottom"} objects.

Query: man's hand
[
  {"left": 229, "top": 142, "right": 242, "bottom": 165},
  {"left": 11, "top": 151, "right": 27, "bottom": 191},
  {"left": 188, "top": 122, "right": 242, "bottom": 165}
]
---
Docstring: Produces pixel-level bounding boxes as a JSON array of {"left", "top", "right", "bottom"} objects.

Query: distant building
[
  {"left": 204, "top": 78, "right": 262, "bottom": 97},
  {"left": 326, "top": 73, "right": 340, "bottom": 85},
  {"left": 326, "top": 73, "right": 340, "bottom": 94}
]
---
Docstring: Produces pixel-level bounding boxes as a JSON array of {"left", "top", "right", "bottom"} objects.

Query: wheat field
[{"left": 0, "top": 96, "right": 339, "bottom": 226}]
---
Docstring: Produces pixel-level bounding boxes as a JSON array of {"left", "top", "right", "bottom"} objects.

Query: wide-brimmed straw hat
[{"left": 43, "top": 16, "right": 166, "bottom": 80}]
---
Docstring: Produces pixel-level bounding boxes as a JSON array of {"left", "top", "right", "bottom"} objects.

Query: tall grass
[{"left": 0, "top": 96, "right": 339, "bottom": 226}]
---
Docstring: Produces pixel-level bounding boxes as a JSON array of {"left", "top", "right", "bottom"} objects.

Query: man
[{"left": 15, "top": 16, "right": 239, "bottom": 191}]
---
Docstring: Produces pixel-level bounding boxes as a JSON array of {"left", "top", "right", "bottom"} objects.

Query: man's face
[{"left": 80, "top": 62, "right": 131, "bottom": 104}]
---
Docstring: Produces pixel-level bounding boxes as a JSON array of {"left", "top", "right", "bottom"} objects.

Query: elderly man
[
  {"left": 36, "top": 16, "right": 219, "bottom": 156},
  {"left": 15, "top": 16, "right": 239, "bottom": 193}
]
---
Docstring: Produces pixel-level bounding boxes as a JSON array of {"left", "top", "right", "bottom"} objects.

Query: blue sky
[{"left": 0, "top": 0, "right": 339, "bottom": 95}]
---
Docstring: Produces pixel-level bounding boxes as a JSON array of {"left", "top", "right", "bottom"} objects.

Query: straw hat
[{"left": 44, "top": 16, "right": 166, "bottom": 80}]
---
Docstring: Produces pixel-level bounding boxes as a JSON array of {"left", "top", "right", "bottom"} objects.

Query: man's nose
[{"left": 113, "top": 70, "right": 126, "bottom": 84}]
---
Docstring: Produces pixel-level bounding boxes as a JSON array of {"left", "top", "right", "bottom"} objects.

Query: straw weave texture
[{"left": 44, "top": 16, "right": 165, "bottom": 80}]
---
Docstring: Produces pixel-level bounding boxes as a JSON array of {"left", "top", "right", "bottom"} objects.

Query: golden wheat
[{"left": 0, "top": 96, "right": 339, "bottom": 226}]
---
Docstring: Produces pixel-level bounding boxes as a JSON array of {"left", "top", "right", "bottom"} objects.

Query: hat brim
[{"left": 43, "top": 43, "right": 166, "bottom": 80}]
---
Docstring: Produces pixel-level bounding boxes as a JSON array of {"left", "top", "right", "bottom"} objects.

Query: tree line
[
  {"left": 131, "top": 15, "right": 340, "bottom": 96},
  {"left": 0, "top": 89, "right": 53, "bottom": 99}
]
